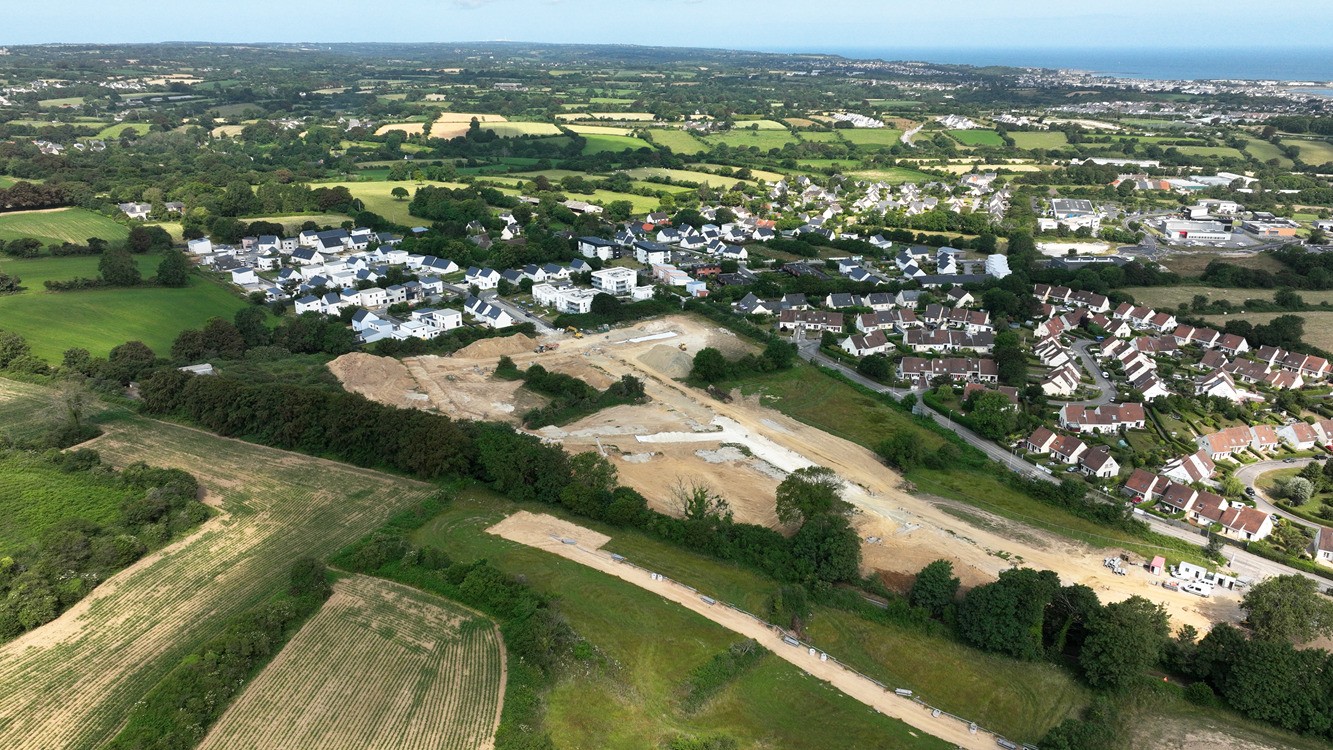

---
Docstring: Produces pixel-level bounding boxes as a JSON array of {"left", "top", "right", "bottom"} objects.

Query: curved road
[
  {"left": 1068, "top": 339, "right": 1116, "bottom": 407},
  {"left": 1235, "top": 457, "right": 1319, "bottom": 518}
]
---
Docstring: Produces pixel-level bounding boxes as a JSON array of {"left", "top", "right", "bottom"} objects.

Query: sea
[{"left": 765, "top": 46, "right": 1333, "bottom": 84}]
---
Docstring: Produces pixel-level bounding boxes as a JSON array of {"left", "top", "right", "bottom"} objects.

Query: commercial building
[{"left": 1163, "top": 220, "right": 1230, "bottom": 242}]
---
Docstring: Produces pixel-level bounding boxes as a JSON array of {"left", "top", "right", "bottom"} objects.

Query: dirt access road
[
  {"left": 330, "top": 315, "right": 1240, "bottom": 632},
  {"left": 489, "top": 511, "right": 995, "bottom": 750}
]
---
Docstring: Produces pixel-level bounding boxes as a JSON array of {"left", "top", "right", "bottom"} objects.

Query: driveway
[{"left": 1067, "top": 339, "right": 1115, "bottom": 407}]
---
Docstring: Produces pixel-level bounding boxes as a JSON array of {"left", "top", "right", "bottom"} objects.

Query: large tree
[
  {"left": 775, "top": 466, "right": 846, "bottom": 526},
  {"left": 1079, "top": 596, "right": 1170, "bottom": 688},
  {"left": 99, "top": 248, "right": 142, "bottom": 286},
  {"left": 1241, "top": 574, "right": 1333, "bottom": 643},
  {"left": 789, "top": 513, "right": 860, "bottom": 584},
  {"left": 957, "top": 567, "right": 1060, "bottom": 660},
  {"left": 909, "top": 559, "right": 960, "bottom": 618},
  {"left": 690, "top": 347, "right": 731, "bottom": 383}
]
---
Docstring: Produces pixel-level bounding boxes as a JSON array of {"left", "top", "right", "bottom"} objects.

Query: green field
[
  {"left": 1123, "top": 285, "right": 1333, "bottom": 310},
  {"left": 412, "top": 490, "right": 956, "bottom": 748},
  {"left": 794, "top": 130, "right": 845, "bottom": 143},
  {"left": 1201, "top": 311, "right": 1333, "bottom": 352},
  {"left": 311, "top": 180, "right": 464, "bottom": 225},
  {"left": 849, "top": 167, "right": 936, "bottom": 184},
  {"left": 1241, "top": 137, "right": 1293, "bottom": 167},
  {"left": 1010, "top": 131, "right": 1069, "bottom": 150},
  {"left": 1172, "top": 146, "right": 1246, "bottom": 159},
  {"left": 702, "top": 129, "right": 797, "bottom": 151},
  {"left": 95, "top": 122, "right": 152, "bottom": 140},
  {"left": 646, "top": 129, "right": 708, "bottom": 154},
  {"left": 622, "top": 167, "right": 757, "bottom": 189},
  {"left": 38, "top": 97, "right": 85, "bottom": 108},
  {"left": 0, "top": 208, "right": 130, "bottom": 246},
  {"left": 0, "top": 402, "right": 437, "bottom": 749},
  {"left": 948, "top": 129, "right": 1004, "bottom": 147},
  {"left": 837, "top": 128, "right": 906, "bottom": 149},
  {"left": 1281, "top": 138, "right": 1333, "bottom": 165},
  {"left": 0, "top": 253, "right": 248, "bottom": 361},
  {"left": 581, "top": 133, "right": 653, "bottom": 154},
  {"left": 0, "top": 450, "right": 137, "bottom": 553}
]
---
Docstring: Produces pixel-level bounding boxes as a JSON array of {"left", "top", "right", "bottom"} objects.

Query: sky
[{"left": 3, "top": 0, "right": 1329, "bottom": 52}]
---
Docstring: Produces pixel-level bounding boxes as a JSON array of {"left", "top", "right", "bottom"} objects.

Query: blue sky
[{"left": 3, "top": 0, "right": 1327, "bottom": 51}]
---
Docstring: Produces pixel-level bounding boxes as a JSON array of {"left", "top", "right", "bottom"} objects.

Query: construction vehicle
[{"left": 565, "top": 326, "right": 583, "bottom": 339}]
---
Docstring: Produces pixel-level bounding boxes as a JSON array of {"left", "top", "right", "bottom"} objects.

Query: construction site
[{"left": 329, "top": 314, "right": 1242, "bottom": 633}]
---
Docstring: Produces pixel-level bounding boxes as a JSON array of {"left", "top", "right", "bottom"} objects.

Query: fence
[{"left": 552, "top": 534, "right": 1028, "bottom": 749}]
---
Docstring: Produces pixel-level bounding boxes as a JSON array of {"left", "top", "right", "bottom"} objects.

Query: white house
[
  {"left": 464, "top": 296, "right": 516, "bottom": 329},
  {"left": 186, "top": 238, "right": 213, "bottom": 255},
  {"left": 591, "top": 267, "right": 638, "bottom": 296},
  {"left": 840, "top": 329, "right": 891, "bottom": 357},
  {"left": 465, "top": 267, "right": 501, "bottom": 291},
  {"left": 229, "top": 268, "right": 258, "bottom": 286}
]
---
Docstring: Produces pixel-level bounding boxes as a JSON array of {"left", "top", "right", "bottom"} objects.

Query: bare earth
[
  {"left": 331, "top": 316, "right": 1241, "bottom": 633},
  {"left": 489, "top": 511, "right": 994, "bottom": 750},
  {"left": 198, "top": 575, "right": 505, "bottom": 750}
]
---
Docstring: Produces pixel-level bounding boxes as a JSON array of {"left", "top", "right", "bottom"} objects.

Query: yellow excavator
[{"left": 566, "top": 326, "right": 583, "bottom": 339}]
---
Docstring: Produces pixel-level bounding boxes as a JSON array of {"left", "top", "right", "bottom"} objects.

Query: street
[{"left": 1068, "top": 338, "right": 1116, "bottom": 407}]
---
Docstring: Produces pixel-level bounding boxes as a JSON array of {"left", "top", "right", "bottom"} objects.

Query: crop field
[
  {"left": 1281, "top": 138, "right": 1333, "bottom": 165},
  {"left": 486, "top": 122, "right": 563, "bottom": 137},
  {"left": 581, "top": 133, "right": 653, "bottom": 154},
  {"left": 730, "top": 118, "right": 788, "bottom": 130},
  {"left": 1009, "top": 131, "right": 1068, "bottom": 149},
  {"left": 0, "top": 450, "right": 136, "bottom": 554},
  {"left": 210, "top": 125, "right": 246, "bottom": 138},
  {"left": 849, "top": 167, "right": 936, "bottom": 184},
  {"left": 621, "top": 167, "right": 756, "bottom": 189},
  {"left": 198, "top": 575, "right": 503, "bottom": 750},
  {"left": 95, "top": 123, "right": 152, "bottom": 140},
  {"left": 412, "top": 490, "right": 953, "bottom": 750},
  {"left": 1200, "top": 311, "right": 1333, "bottom": 352},
  {"left": 0, "top": 411, "right": 436, "bottom": 750},
  {"left": 587, "top": 111, "right": 656, "bottom": 120},
  {"left": 312, "top": 180, "right": 464, "bottom": 225},
  {"left": 645, "top": 128, "right": 706, "bottom": 154},
  {"left": 0, "top": 207, "right": 129, "bottom": 245},
  {"left": 0, "top": 256, "right": 247, "bottom": 361},
  {"left": 948, "top": 129, "right": 1004, "bottom": 147},
  {"left": 1241, "top": 137, "right": 1293, "bottom": 166},
  {"left": 702, "top": 129, "right": 797, "bottom": 151},
  {"left": 565, "top": 124, "right": 634, "bottom": 136},
  {"left": 838, "top": 128, "right": 905, "bottom": 149}
]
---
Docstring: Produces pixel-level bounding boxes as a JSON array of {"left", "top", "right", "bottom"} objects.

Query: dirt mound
[
  {"left": 454, "top": 333, "right": 538, "bottom": 359},
  {"left": 327, "top": 353, "right": 421, "bottom": 408},
  {"left": 638, "top": 344, "right": 694, "bottom": 378}
]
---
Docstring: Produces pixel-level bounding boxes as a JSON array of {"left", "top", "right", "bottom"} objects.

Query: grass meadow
[
  {"left": 0, "top": 208, "right": 130, "bottom": 246},
  {"left": 1281, "top": 138, "right": 1333, "bottom": 165},
  {"left": 0, "top": 445, "right": 137, "bottom": 553},
  {"left": 1009, "top": 131, "right": 1069, "bottom": 150},
  {"left": 580, "top": 133, "right": 653, "bottom": 154},
  {"left": 948, "top": 129, "right": 1005, "bottom": 147},
  {"left": 646, "top": 129, "right": 708, "bottom": 154}
]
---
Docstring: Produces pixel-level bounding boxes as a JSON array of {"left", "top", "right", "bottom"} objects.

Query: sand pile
[
  {"left": 327, "top": 353, "right": 421, "bottom": 408},
  {"left": 454, "top": 333, "right": 538, "bottom": 359},
  {"left": 637, "top": 344, "right": 693, "bottom": 379}
]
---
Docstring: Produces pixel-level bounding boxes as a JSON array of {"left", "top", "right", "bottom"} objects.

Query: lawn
[
  {"left": 1281, "top": 138, "right": 1333, "bottom": 165},
  {"left": 1123, "top": 285, "right": 1333, "bottom": 310},
  {"left": 95, "top": 122, "right": 152, "bottom": 140},
  {"left": 1010, "top": 131, "right": 1069, "bottom": 150},
  {"left": 0, "top": 253, "right": 248, "bottom": 361},
  {"left": 581, "top": 133, "right": 653, "bottom": 154},
  {"left": 702, "top": 129, "right": 797, "bottom": 151},
  {"left": 0, "top": 207, "right": 129, "bottom": 246},
  {"left": 838, "top": 128, "right": 906, "bottom": 149},
  {"left": 1200, "top": 311, "right": 1333, "bottom": 352},
  {"left": 0, "top": 449, "right": 137, "bottom": 554},
  {"left": 646, "top": 129, "right": 707, "bottom": 154},
  {"left": 948, "top": 129, "right": 1005, "bottom": 147},
  {"left": 410, "top": 489, "right": 964, "bottom": 748},
  {"left": 849, "top": 166, "right": 936, "bottom": 184}
]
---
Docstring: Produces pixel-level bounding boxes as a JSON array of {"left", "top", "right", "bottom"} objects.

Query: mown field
[
  {"left": 412, "top": 490, "right": 956, "bottom": 749},
  {"left": 1173, "top": 146, "right": 1246, "bottom": 159},
  {"left": 702, "top": 129, "right": 797, "bottom": 151},
  {"left": 0, "top": 208, "right": 129, "bottom": 246},
  {"left": 95, "top": 123, "right": 152, "bottom": 140},
  {"left": 849, "top": 167, "right": 937, "bottom": 184},
  {"left": 1241, "top": 137, "right": 1294, "bottom": 167},
  {"left": 1123, "top": 284, "right": 1333, "bottom": 310},
  {"left": 948, "top": 129, "right": 1004, "bottom": 147},
  {"left": 198, "top": 575, "right": 503, "bottom": 750},
  {"left": 1281, "top": 138, "right": 1333, "bottom": 165},
  {"left": 0, "top": 450, "right": 136, "bottom": 553},
  {"left": 0, "top": 253, "right": 247, "bottom": 361},
  {"left": 1200, "top": 311, "right": 1333, "bottom": 352},
  {"left": 581, "top": 133, "right": 653, "bottom": 154},
  {"left": 1009, "top": 131, "right": 1068, "bottom": 149},
  {"left": 838, "top": 128, "right": 906, "bottom": 149},
  {"left": 0, "top": 407, "right": 437, "bottom": 750},
  {"left": 646, "top": 128, "right": 707, "bottom": 154},
  {"left": 622, "top": 167, "right": 757, "bottom": 189}
]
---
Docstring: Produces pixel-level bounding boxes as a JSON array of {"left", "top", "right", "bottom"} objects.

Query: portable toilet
[{"left": 1149, "top": 556, "right": 1165, "bottom": 576}]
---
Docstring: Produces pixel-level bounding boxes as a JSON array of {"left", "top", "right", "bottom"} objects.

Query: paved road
[
  {"left": 1235, "top": 457, "right": 1318, "bottom": 518},
  {"left": 796, "top": 341, "right": 1330, "bottom": 586},
  {"left": 1068, "top": 339, "right": 1116, "bottom": 407}
]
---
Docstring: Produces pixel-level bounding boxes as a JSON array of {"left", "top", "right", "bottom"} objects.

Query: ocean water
[{"left": 768, "top": 46, "right": 1333, "bottom": 82}]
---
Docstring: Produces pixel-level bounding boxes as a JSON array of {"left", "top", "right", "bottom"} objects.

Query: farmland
[
  {"left": 486, "top": 121, "right": 563, "bottom": 137},
  {"left": 702, "top": 129, "right": 797, "bottom": 151},
  {"left": 836, "top": 128, "right": 905, "bottom": 149},
  {"left": 1281, "top": 138, "right": 1333, "bottom": 165},
  {"left": 198, "top": 575, "right": 503, "bottom": 750},
  {"left": 1009, "top": 131, "right": 1069, "bottom": 149},
  {"left": 0, "top": 405, "right": 436, "bottom": 750},
  {"left": 849, "top": 166, "right": 937, "bottom": 184},
  {"left": 580, "top": 133, "right": 653, "bottom": 154},
  {"left": 948, "top": 129, "right": 1005, "bottom": 147},
  {"left": 1123, "top": 284, "right": 1333, "bottom": 310},
  {"left": 0, "top": 447, "right": 137, "bottom": 554},
  {"left": 95, "top": 123, "right": 152, "bottom": 140},
  {"left": 794, "top": 130, "right": 845, "bottom": 142},
  {"left": 1172, "top": 146, "right": 1246, "bottom": 159},
  {"left": 0, "top": 208, "right": 129, "bottom": 246},
  {"left": 564, "top": 123, "right": 633, "bottom": 136},
  {"left": 411, "top": 490, "right": 956, "bottom": 749},
  {"left": 1241, "top": 137, "right": 1294, "bottom": 166},
  {"left": 0, "top": 254, "right": 248, "bottom": 361},
  {"left": 646, "top": 128, "right": 707, "bottom": 154},
  {"left": 311, "top": 180, "right": 465, "bottom": 225},
  {"left": 622, "top": 167, "right": 757, "bottom": 189}
]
